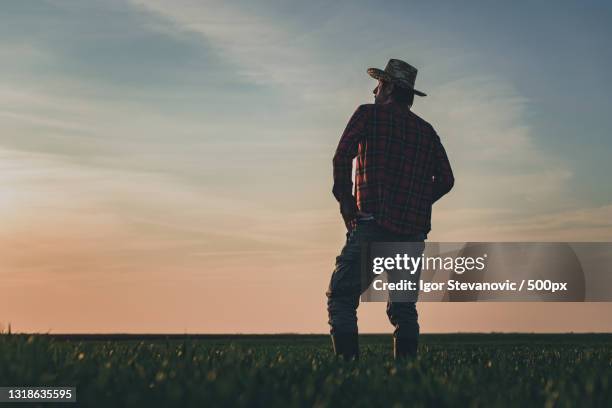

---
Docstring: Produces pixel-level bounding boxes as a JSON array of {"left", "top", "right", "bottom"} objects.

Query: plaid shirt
[{"left": 332, "top": 103, "right": 454, "bottom": 234}]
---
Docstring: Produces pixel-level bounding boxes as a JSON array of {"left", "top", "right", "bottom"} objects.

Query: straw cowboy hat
[{"left": 367, "top": 59, "right": 427, "bottom": 96}]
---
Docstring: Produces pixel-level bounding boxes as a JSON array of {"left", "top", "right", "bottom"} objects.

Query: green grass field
[{"left": 1, "top": 333, "right": 611, "bottom": 407}]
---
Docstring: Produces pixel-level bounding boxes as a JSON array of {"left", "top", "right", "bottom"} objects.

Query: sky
[{"left": 1, "top": 0, "right": 612, "bottom": 333}]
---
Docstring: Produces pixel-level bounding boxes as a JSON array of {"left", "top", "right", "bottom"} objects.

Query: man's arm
[
  {"left": 332, "top": 105, "right": 369, "bottom": 229},
  {"left": 432, "top": 131, "right": 454, "bottom": 203}
]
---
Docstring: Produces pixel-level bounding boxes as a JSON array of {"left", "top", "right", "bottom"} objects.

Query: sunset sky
[{"left": 2, "top": 0, "right": 612, "bottom": 333}]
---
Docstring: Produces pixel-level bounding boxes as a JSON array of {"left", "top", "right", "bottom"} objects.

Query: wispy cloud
[
  {"left": 422, "top": 76, "right": 577, "bottom": 220},
  {"left": 130, "top": 0, "right": 333, "bottom": 92}
]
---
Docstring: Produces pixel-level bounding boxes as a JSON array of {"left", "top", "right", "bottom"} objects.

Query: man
[{"left": 326, "top": 59, "right": 454, "bottom": 360}]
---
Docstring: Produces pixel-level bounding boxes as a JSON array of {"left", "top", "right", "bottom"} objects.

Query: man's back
[{"left": 332, "top": 102, "right": 454, "bottom": 234}]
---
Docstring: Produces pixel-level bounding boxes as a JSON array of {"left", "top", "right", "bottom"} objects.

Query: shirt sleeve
[
  {"left": 332, "top": 105, "right": 369, "bottom": 203},
  {"left": 432, "top": 130, "right": 455, "bottom": 203}
]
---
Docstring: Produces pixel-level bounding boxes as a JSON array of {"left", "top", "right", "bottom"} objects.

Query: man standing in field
[{"left": 326, "top": 59, "right": 454, "bottom": 360}]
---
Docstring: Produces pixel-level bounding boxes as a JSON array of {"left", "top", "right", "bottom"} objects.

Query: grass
[{"left": 1, "top": 333, "right": 611, "bottom": 407}]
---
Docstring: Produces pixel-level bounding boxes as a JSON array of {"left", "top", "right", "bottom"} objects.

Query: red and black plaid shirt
[{"left": 332, "top": 102, "right": 454, "bottom": 234}]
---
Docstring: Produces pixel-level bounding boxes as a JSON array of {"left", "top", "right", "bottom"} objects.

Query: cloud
[
  {"left": 434, "top": 204, "right": 612, "bottom": 241},
  {"left": 129, "top": 1, "right": 302, "bottom": 80},
  {"left": 128, "top": 0, "right": 351, "bottom": 102},
  {"left": 420, "top": 75, "right": 577, "bottom": 223}
]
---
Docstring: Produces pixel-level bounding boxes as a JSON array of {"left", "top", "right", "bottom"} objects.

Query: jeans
[{"left": 326, "top": 219, "right": 426, "bottom": 338}]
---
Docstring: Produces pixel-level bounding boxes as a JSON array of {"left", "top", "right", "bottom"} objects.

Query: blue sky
[{"left": 1, "top": 0, "right": 612, "bottom": 333}]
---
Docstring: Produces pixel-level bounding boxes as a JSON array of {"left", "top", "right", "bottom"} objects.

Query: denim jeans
[{"left": 326, "top": 218, "right": 426, "bottom": 338}]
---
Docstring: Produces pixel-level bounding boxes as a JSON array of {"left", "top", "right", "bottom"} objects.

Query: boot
[
  {"left": 331, "top": 333, "right": 359, "bottom": 361},
  {"left": 393, "top": 336, "right": 417, "bottom": 360}
]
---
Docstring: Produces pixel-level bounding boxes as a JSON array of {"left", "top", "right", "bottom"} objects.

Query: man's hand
[{"left": 340, "top": 198, "right": 359, "bottom": 231}]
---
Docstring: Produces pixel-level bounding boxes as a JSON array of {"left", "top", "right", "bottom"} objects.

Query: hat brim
[{"left": 367, "top": 67, "right": 427, "bottom": 97}]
